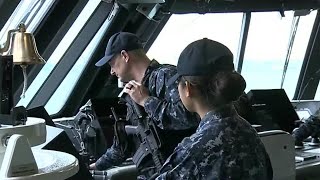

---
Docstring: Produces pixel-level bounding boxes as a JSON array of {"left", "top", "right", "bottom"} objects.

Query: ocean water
[{"left": 241, "top": 60, "right": 304, "bottom": 100}]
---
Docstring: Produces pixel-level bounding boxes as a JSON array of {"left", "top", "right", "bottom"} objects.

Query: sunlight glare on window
[{"left": 27, "top": 0, "right": 56, "bottom": 32}]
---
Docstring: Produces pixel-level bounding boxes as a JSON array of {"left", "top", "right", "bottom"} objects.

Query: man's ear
[{"left": 120, "top": 50, "right": 129, "bottom": 63}]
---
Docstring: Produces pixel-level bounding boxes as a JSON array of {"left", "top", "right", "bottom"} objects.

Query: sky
[{"left": 148, "top": 11, "right": 316, "bottom": 64}]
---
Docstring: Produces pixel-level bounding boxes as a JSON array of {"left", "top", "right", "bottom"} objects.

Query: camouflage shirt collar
[
  {"left": 141, "top": 59, "right": 160, "bottom": 85},
  {"left": 199, "top": 104, "right": 237, "bottom": 129}
]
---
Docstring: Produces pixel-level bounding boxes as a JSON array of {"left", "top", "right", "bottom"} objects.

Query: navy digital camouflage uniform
[
  {"left": 95, "top": 60, "right": 199, "bottom": 177},
  {"left": 156, "top": 105, "right": 273, "bottom": 180},
  {"left": 292, "top": 115, "right": 320, "bottom": 143}
]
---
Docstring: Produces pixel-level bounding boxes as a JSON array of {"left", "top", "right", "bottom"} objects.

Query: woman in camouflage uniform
[{"left": 156, "top": 38, "right": 273, "bottom": 180}]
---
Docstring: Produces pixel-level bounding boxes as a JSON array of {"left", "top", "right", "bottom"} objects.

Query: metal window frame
[
  {"left": 13, "top": 0, "right": 87, "bottom": 105},
  {"left": 56, "top": 3, "right": 135, "bottom": 117},
  {"left": 45, "top": 3, "right": 121, "bottom": 115},
  {"left": 294, "top": 10, "right": 320, "bottom": 100},
  {"left": 27, "top": 1, "right": 111, "bottom": 110},
  {"left": 235, "top": 12, "right": 251, "bottom": 74},
  {"left": 0, "top": 0, "right": 21, "bottom": 35}
]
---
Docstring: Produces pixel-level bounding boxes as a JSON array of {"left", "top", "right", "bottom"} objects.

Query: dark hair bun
[{"left": 214, "top": 71, "right": 246, "bottom": 103}]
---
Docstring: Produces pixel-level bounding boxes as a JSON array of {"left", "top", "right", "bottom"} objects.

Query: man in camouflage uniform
[
  {"left": 292, "top": 108, "right": 320, "bottom": 145},
  {"left": 90, "top": 32, "right": 198, "bottom": 178},
  {"left": 156, "top": 38, "right": 273, "bottom": 179}
]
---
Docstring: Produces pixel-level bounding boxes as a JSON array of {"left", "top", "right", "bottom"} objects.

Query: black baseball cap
[
  {"left": 168, "top": 38, "right": 234, "bottom": 85},
  {"left": 95, "top": 32, "right": 143, "bottom": 67}
]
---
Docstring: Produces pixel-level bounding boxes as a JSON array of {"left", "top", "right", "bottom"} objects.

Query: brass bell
[{"left": 8, "top": 24, "right": 46, "bottom": 65}]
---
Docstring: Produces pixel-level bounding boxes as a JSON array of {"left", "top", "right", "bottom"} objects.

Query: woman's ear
[
  {"left": 120, "top": 50, "right": 129, "bottom": 63},
  {"left": 185, "top": 81, "right": 192, "bottom": 97}
]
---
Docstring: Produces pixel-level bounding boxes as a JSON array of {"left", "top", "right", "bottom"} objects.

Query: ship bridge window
[
  {"left": 44, "top": 10, "right": 112, "bottom": 115},
  {"left": 147, "top": 11, "right": 316, "bottom": 100},
  {"left": 147, "top": 13, "right": 243, "bottom": 65},
  {"left": 314, "top": 83, "right": 320, "bottom": 100},
  {"left": 16, "top": 0, "right": 101, "bottom": 110},
  {"left": 0, "top": 0, "right": 55, "bottom": 45},
  {"left": 241, "top": 11, "right": 316, "bottom": 99}
]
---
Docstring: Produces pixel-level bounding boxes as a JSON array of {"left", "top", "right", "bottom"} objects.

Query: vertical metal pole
[
  {"left": 280, "top": 16, "right": 300, "bottom": 89},
  {"left": 235, "top": 12, "right": 251, "bottom": 73}
]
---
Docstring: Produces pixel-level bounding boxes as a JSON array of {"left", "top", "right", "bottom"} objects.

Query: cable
[{"left": 280, "top": 16, "right": 300, "bottom": 89}]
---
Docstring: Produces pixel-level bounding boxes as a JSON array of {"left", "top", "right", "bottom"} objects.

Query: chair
[{"left": 259, "top": 130, "right": 296, "bottom": 180}]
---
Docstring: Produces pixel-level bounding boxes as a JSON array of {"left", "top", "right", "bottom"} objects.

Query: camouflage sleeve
[
  {"left": 155, "top": 158, "right": 198, "bottom": 180},
  {"left": 144, "top": 67, "right": 198, "bottom": 130},
  {"left": 95, "top": 138, "right": 127, "bottom": 170},
  {"left": 144, "top": 96, "right": 196, "bottom": 130},
  {"left": 292, "top": 115, "right": 320, "bottom": 142}
]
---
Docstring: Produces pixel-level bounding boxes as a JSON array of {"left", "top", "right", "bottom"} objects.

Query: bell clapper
[{"left": 20, "top": 65, "right": 28, "bottom": 99}]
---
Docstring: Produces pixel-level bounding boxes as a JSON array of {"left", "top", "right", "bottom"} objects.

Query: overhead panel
[
  {"left": 117, "top": 0, "right": 165, "bottom": 3},
  {"left": 166, "top": 0, "right": 320, "bottom": 13}
]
